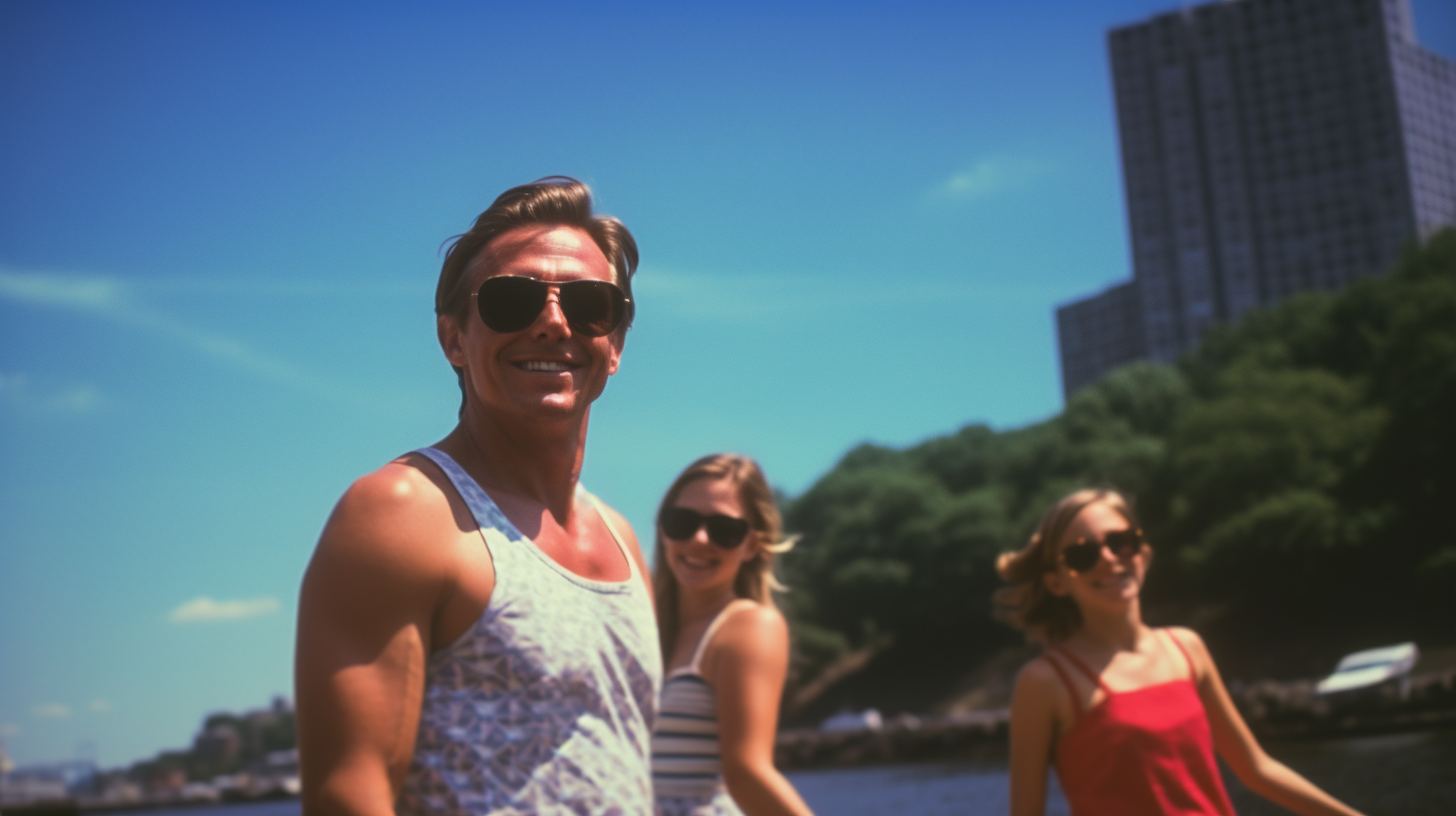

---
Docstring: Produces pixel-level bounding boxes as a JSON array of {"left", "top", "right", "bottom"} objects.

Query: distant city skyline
[
  {"left": 3, "top": 0, "right": 1453, "bottom": 770},
  {"left": 1057, "top": 0, "right": 1456, "bottom": 397}
]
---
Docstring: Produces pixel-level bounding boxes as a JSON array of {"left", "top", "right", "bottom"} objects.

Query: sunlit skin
[
  {"left": 442, "top": 225, "right": 624, "bottom": 435},
  {"left": 662, "top": 476, "right": 816, "bottom": 816},
  {"left": 1007, "top": 500, "right": 1367, "bottom": 816},
  {"left": 664, "top": 477, "right": 762, "bottom": 615},
  {"left": 295, "top": 224, "right": 648, "bottom": 816}
]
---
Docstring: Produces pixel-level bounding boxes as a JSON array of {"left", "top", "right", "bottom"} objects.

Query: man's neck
[{"left": 438, "top": 407, "right": 591, "bottom": 524}]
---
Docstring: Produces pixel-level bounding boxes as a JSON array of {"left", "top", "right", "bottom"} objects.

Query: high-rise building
[{"left": 1057, "top": 0, "right": 1456, "bottom": 398}]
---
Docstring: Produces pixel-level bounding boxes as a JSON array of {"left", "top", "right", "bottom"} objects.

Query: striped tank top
[
  {"left": 651, "top": 599, "right": 755, "bottom": 816},
  {"left": 398, "top": 447, "right": 663, "bottom": 816}
]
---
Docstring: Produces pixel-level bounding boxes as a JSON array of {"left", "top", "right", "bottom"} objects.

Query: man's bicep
[{"left": 295, "top": 488, "right": 437, "bottom": 812}]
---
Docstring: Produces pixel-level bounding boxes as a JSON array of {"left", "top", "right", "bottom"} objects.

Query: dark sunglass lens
[
  {"left": 1062, "top": 540, "right": 1101, "bottom": 572},
  {"left": 560, "top": 281, "right": 625, "bottom": 337},
  {"left": 1105, "top": 529, "right": 1142, "bottom": 557},
  {"left": 660, "top": 507, "right": 703, "bottom": 540},
  {"left": 478, "top": 277, "right": 547, "bottom": 333},
  {"left": 705, "top": 516, "right": 751, "bottom": 549}
]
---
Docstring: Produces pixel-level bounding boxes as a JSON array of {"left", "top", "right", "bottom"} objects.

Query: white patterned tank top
[
  {"left": 651, "top": 599, "right": 756, "bottom": 816},
  {"left": 398, "top": 447, "right": 662, "bottom": 816}
]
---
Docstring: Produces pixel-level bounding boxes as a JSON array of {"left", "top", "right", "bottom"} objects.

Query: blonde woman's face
[
  {"left": 661, "top": 477, "right": 759, "bottom": 597},
  {"left": 1043, "top": 501, "right": 1149, "bottom": 609}
]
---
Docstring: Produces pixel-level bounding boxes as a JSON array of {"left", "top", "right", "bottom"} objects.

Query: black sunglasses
[
  {"left": 660, "top": 507, "right": 751, "bottom": 549},
  {"left": 474, "top": 275, "right": 631, "bottom": 337},
  {"left": 1059, "top": 528, "right": 1144, "bottom": 573}
]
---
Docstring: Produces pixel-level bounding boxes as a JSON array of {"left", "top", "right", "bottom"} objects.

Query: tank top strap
[
  {"left": 1043, "top": 652, "right": 1086, "bottom": 716},
  {"left": 688, "top": 598, "right": 756, "bottom": 675},
  {"left": 578, "top": 486, "right": 640, "bottom": 583},
  {"left": 1052, "top": 645, "right": 1112, "bottom": 693},
  {"left": 413, "top": 446, "right": 525, "bottom": 543},
  {"left": 1158, "top": 628, "right": 1199, "bottom": 681}
]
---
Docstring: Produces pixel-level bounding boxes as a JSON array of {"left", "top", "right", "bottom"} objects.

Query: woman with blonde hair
[
  {"left": 998, "top": 488, "right": 1365, "bottom": 816},
  {"left": 650, "top": 453, "right": 815, "bottom": 816}
]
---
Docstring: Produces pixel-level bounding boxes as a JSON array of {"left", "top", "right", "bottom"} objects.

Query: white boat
[{"left": 1315, "top": 642, "right": 1419, "bottom": 696}]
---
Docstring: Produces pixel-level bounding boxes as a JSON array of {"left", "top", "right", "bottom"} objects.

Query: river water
[{"left": 113, "top": 728, "right": 1454, "bottom": 815}]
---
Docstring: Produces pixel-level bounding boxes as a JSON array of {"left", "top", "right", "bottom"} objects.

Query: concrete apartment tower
[{"left": 1057, "top": 0, "right": 1456, "bottom": 398}]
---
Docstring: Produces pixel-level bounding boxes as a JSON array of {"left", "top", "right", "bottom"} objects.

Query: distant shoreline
[{"left": 775, "top": 704, "right": 1456, "bottom": 771}]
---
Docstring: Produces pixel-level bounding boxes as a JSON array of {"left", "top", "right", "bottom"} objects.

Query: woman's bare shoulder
[
  {"left": 1162, "top": 626, "right": 1211, "bottom": 656},
  {"left": 705, "top": 601, "right": 789, "bottom": 675},
  {"left": 1014, "top": 653, "right": 1063, "bottom": 694},
  {"left": 1161, "top": 625, "right": 1217, "bottom": 676},
  {"left": 718, "top": 601, "right": 787, "bottom": 642}
]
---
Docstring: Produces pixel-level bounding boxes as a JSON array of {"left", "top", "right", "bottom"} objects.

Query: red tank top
[{"left": 1046, "top": 629, "right": 1235, "bottom": 816}]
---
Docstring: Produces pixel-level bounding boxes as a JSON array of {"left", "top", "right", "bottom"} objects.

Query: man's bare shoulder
[{"left": 313, "top": 455, "right": 464, "bottom": 580}]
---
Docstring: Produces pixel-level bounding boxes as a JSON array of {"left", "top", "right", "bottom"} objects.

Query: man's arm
[{"left": 296, "top": 462, "right": 485, "bottom": 816}]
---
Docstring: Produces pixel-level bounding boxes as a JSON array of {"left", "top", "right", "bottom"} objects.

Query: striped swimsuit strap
[{"left": 651, "top": 599, "right": 757, "bottom": 799}]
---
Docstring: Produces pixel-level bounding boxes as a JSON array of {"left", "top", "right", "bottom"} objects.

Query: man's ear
[
  {"left": 439, "top": 314, "right": 467, "bottom": 368},
  {"left": 1043, "top": 569, "right": 1070, "bottom": 598},
  {"left": 605, "top": 330, "right": 624, "bottom": 376}
]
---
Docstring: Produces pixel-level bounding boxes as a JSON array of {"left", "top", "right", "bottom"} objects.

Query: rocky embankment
[{"left": 775, "top": 651, "right": 1456, "bottom": 770}]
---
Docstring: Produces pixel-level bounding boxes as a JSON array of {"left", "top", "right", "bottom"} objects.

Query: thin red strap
[
  {"left": 1043, "top": 653, "right": 1084, "bottom": 716},
  {"left": 1160, "top": 628, "right": 1198, "bottom": 680},
  {"left": 1053, "top": 646, "right": 1113, "bottom": 694}
]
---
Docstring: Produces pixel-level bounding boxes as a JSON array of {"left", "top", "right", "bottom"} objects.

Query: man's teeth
[{"left": 521, "top": 360, "right": 569, "bottom": 371}]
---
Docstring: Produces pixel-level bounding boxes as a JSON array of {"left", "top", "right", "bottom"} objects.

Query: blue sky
[{"left": 3, "top": 0, "right": 1453, "bottom": 769}]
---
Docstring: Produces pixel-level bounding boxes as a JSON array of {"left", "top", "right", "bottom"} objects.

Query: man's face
[{"left": 440, "top": 224, "right": 624, "bottom": 425}]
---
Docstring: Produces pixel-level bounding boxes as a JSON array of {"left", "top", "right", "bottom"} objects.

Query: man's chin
[{"left": 518, "top": 392, "right": 593, "bottom": 419}]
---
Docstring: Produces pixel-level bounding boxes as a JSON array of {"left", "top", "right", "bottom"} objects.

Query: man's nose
[{"left": 530, "top": 290, "right": 572, "bottom": 336}]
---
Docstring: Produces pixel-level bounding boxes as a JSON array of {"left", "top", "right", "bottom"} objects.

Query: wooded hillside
[{"left": 779, "top": 230, "right": 1455, "bottom": 721}]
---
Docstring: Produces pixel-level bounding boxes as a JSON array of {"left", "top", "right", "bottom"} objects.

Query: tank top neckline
[
  {"left": 416, "top": 446, "right": 639, "bottom": 593},
  {"left": 665, "top": 598, "right": 757, "bottom": 679},
  {"left": 1047, "top": 628, "right": 1197, "bottom": 720}
]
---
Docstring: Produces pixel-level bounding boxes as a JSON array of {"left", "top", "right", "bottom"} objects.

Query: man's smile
[{"left": 516, "top": 359, "right": 575, "bottom": 372}]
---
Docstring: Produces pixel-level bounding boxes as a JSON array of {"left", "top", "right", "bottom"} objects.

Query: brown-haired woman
[
  {"left": 998, "top": 488, "right": 1365, "bottom": 816},
  {"left": 650, "top": 454, "right": 815, "bottom": 816}
]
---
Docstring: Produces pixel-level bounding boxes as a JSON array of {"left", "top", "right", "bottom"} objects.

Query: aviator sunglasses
[
  {"left": 1059, "top": 528, "right": 1145, "bottom": 573},
  {"left": 474, "top": 275, "right": 631, "bottom": 337},
  {"left": 660, "top": 507, "right": 752, "bottom": 549}
]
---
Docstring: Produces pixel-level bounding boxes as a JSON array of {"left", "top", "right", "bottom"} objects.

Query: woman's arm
[
  {"left": 1008, "top": 659, "right": 1062, "bottom": 816},
  {"left": 1170, "top": 628, "right": 1366, "bottom": 816},
  {"left": 705, "top": 604, "right": 816, "bottom": 816}
]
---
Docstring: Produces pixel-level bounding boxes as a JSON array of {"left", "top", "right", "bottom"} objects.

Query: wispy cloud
[
  {"left": 930, "top": 156, "right": 1051, "bottom": 203},
  {"left": 87, "top": 699, "right": 112, "bottom": 713},
  {"left": 1, "top": 268, "right": 316, "bottom": 386},
  {"left": 31, "top": 703, "right": 71, "bottom": 719},
  {"left": 0, "top": 267, "right": 378, "bottom": 406},
  {"left": 0, "top": 372, "right": 103, "bottom": 416},
  {"left": 635, "top": 266, "right": 1064, "bottom": 323},
  {"left": 169, "top": 596, "right": 281, "bottom": 624}
]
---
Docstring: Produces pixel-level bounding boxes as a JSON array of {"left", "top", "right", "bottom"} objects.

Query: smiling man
[{"left": 296, "top": 178, "right": 661, "bottom": 815}]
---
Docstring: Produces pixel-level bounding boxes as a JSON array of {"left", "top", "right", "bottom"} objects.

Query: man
[{"left": 296, "top": 178, "right": 660, "bottom": 815}]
